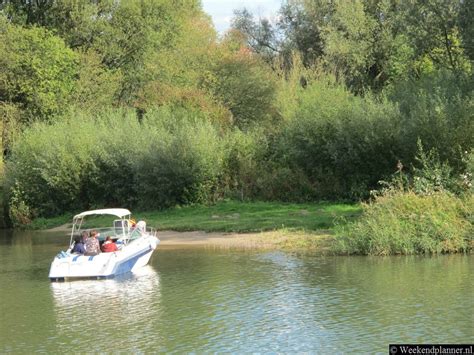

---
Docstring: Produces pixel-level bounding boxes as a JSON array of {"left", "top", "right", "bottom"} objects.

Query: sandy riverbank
[{"left": 157, "top": 230, "right": 278, "bottom": 249}]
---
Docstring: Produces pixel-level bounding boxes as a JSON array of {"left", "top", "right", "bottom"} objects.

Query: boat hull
[{"left": 49, "top": 235, "right": 159, "bottom": 281}]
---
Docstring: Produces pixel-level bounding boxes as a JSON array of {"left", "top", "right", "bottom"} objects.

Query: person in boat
[
  {"left": 101, "top": 235, "right": 118, "bottom": 253},
  {"left": 71, "top": 235, "right": 86, "bottom": 254},
  {"left": 84, "top": 230, "right": 101, "bottom": 256}
]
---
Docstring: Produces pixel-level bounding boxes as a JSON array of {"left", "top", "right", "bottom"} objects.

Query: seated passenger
[
  {"left": 101, "top": 235, "right": 118, "bottom": 253},
  {"left": 71, "top": 235, "right": 86, "bottom": 254},
  {"left": 84, "top": 230, "right": 101, "bottom": 256},
  {"left": 81, "top": 231, "right": 89, "bottom": 242}
]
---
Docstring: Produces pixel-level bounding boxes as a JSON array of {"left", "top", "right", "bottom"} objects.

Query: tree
[
  {"left": 1, "top": 0, "right": 204, "bottom": 107},
  {"left": 230, "top": 1, "right": 324, "bottom": 68},
  {"left": 231, "top": 8, "right": 279, "bottom": 64},
  {"left": 71, "top": 49, "right": 122, "bottom": 112},
  {"left": 458, "top": 0, "right": 474, "bottom": 63},
  {"left": 201, "top": 35, "right": 277, "bottom": 129},
  {"left": 0, "top": 19, "right": 77, "bottom": 122},
  {"left": 398, "top": 0, "right": 470, "bottom": 73},
  {"left": 278, "top": 1, "right": 324, "bottom": 67}
]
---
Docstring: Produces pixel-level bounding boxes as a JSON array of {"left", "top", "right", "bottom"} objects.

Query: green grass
[
  {"left": 27, "top": 200, "right": 361, "bottom": 233},
  {"left": 136, "top": 200, "right": 361, "bottom": 233},
  {"left": 25, "top": 213, "right": 73, "bottom": 230}
]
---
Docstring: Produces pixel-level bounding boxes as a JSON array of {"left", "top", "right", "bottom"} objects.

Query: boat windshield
[{"left": 69, "top": 213, "right": 131, "bottom": 247}]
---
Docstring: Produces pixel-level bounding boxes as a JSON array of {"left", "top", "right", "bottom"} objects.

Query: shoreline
[{"left": 45, "top": 224, "right": 334, "bottom": 253}]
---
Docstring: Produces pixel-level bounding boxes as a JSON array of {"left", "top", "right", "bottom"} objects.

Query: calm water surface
[{"left": 0, "top": 230, "right": 472, "bottom": 353}]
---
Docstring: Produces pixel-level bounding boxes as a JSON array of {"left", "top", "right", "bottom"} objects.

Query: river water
[{"left": 0, "top": 230, "right": 472, "bottom": 353}]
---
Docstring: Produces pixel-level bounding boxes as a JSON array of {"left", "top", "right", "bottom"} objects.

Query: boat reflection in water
[{"left": 50, "top": 266, "right": 162, "bottom": 351}]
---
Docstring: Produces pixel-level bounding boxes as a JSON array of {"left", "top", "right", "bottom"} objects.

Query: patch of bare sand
[
  {"left": 157, "top": 230, "right": 273, "bottom": 249},
  {"left": 157, "top": 230, "right": 333, "bottom": 253}
]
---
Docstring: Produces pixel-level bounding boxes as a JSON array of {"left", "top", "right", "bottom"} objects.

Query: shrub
[
  {"left": 135, "top": 107, "right": 226, "bottom": 209},
  {"left": 386, "top": 71, "right": 474, "bottom": 173},
  {"left": 5, "top": 106, "right": 226, "bottom": 223},
  {"left": 276, "top": 79, "right": 400, "bottom": 200},
  {"left": 222, "top": 128, "right": 269, "bottom": 200},
  {"left": 334, "top": 190, "right": 473, "bottom": 255},
  {"left": 380, "top": 141, "right": 473, "bottom": 197}
]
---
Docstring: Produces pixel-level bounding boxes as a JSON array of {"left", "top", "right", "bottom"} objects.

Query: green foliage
[
  {"left": 223, "top": 128, "right": 268, "bottom": 200},
  {"left": 411, "top": 142, "right": 460, "bottom": 195},
  {"left": 386, "top": 71, "right": 474, "bottom": 172},
  {"left": 2, "top": 0, "right": 206, "bottom": 107},
  {"left": 135, "top": 107, "right": 226, "bottom": 209},
  {"left": 71, "top": 50, "right": 122, "bottom": 112},
  {"left": 5, "top": 107, "right": 226, "bottom": 222},
  {"left": 398, "top": 0, "right": 470, "bottom": 73},
  {"left": 0, "top": 102, "right": 21, "bottom": 157},
  {"left": 231, "top": 8, "right": 278, "bottom": 64},
  {"left": 466, "top": 150, "right": 474, "bottom": 192},
  {"left": 276, "top": 79, "right": 400, "bottom": 199},
  {"left": 380, "top": 142, "right": 473, "bottom": 199},
  {"left": 335, "top": 191, "right": 473, "bottom": 255},
  {"left": 1, "top": 0, "right": 473, "bottom": 234},
  {"left": 322, "top": 0, "right": 377, "bottom": 92},
  {"left": 459, "top": 0, "right": 474, "bottom": 62},
  {"left": 201, "top": 46, "right": 277, "bottom": 129},
  {"left": 223, "top": 125, "right": 315, "bottom": 202},
  {"left": 0, "top": 19, "right": 77, "bottom": 122},
  {"left": 232, "top": 0, "right": 471, "bottom": 92},
  {"left": 8, "top": 182, "right": 32, "bottom": 227}
]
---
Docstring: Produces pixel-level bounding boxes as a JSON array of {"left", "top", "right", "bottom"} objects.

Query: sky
[{"left": 201, "top": 0, "right": 282, "bottom": 34}]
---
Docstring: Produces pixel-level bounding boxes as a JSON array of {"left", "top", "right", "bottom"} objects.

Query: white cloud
[{"left": 202, "top": 0, "right": 282, "bottom": 33}]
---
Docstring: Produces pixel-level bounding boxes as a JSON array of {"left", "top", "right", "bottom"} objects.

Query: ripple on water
[
  {"left": 48, "top": 266, "right": 162, "bottom": 352},
  {"left": 0, "top": 241, "right": 472, "bottom": 353}
]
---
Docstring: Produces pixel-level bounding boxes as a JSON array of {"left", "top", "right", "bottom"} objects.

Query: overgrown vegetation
[
  {"left": 334, "top": 147, "right": 474, "bottom": 255},
  {"left": 334, "top": 191, "right": 473, "bottom": 255},
  {"left": 0, "top": 1, "right": 472, "bottom": 255},
  {"left": 6, "top": 107, "right": 226, "bottom": 224}
]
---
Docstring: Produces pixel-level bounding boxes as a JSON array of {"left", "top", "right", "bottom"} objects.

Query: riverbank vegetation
[
  {"left": 335, "top": 191, "right": 473, "bottom": 255},
  {"left": 0, "top": 1, "right": 472, "bottom": 254},
  {"left": 28, "top": 200, "right": 361, "bottom": 232}
]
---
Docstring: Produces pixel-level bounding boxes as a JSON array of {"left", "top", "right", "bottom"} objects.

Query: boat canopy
[{"left": 73, "top": 208, "right": 131, "bottom": 220}]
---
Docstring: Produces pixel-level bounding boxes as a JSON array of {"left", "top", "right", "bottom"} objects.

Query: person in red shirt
[{"left": 101, "top": 235, "right": 118, "bottom": 253}]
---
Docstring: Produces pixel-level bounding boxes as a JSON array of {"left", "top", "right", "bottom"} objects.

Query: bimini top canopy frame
[
  {"left": 69, "top": 209, "right": 132, "bottom": 247},
  {"left": 73, "top": 208, "right": 131, "bottom": 221}
]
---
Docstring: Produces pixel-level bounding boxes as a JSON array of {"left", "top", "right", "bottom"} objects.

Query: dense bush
[
  {"left": 5, "top": 107, "right": 226, "bottom": 224},
  {"left": 135, "top": 107, "right": 226, "bottom": 209},
  {"left": 386, "top": 71, "right": 474, "bottom": 173},
  {"left": 267, "top": 71, "right": 473, "bottom": 201},
  {"left": 275, "top": 80, "right": 401, "bottom": 200},
  {"left": 334, "top": 191, "right": 473, "bottom": 255},
  {"left": 222, "top": 127, "right": 316, "bottom": 202}
]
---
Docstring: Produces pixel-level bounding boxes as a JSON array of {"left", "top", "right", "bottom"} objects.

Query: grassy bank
[
  {"left": 24, "top": 196, "right": 473, "bottom": 255},
  {"left": 29, "top": 200, "right": 361, "bottom": 233},
  {"left": 138, "top": 200, "right": 361, "bottom": 233}
]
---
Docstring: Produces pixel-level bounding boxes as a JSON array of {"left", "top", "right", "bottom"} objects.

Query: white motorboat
[{"left": 49, "top": 208, "right": 159, "bottom": 281}]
